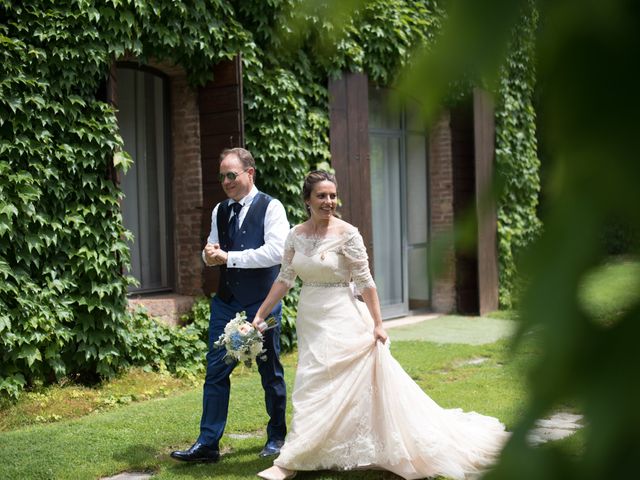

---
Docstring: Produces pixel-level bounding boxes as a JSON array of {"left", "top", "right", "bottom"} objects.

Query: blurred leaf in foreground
[{"left": 396, "top": 1, "right": 640, "bottom": 478}]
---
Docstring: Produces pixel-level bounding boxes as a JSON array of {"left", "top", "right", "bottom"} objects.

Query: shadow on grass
[
  {"left": 112, "top": 443, "right": 160, "bottom": 466},
  {"left": 165, "top": 445, "right": 270, "bottom": 477},
  {"left": 162, "top": 445, "right": 404, "bottom": 479}
]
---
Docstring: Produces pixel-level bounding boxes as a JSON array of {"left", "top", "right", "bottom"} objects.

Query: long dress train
[{"left": 272, "top": 226, "right": 508, "bottom": 480}]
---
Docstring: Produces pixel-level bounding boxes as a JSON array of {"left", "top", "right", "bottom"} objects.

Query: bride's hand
[
  {"left": 252, "top": 315, "right": 267, "bottom": 332},
  {"left": 374, "top": 325, "right": 388, "bottom": 343}
]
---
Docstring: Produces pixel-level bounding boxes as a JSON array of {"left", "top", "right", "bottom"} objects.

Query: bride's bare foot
[{"left": 256, "top": 465, "right": 297, "bottom": 480}]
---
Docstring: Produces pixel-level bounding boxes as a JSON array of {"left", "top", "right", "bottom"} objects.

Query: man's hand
[{"left": 204, "top": 243, "right": 228, "bottom": 266}]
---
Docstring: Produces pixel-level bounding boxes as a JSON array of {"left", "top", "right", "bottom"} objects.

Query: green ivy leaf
[
  {"left": 0, "top": 315, "right": 11, "bottom": 333},
  {"left": 113, "top": 150, "right": 133, "bottom": 173},
  {"left": 17, "top": 345, "right": 42, "bottom": 367}
]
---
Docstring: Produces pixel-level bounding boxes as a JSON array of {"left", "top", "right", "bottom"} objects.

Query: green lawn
[
  {"left": 0, "top": 369, "right": 196, "bottom": 433},
  {"left": 0, "top": 338, "right": 532, "bottom": 480},
  {"left": 5, "top": 257, "right": 634, "bottom": 479}
]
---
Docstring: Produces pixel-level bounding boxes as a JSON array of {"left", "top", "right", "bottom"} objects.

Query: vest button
[
  {"left": 242, "top": 230, "right": 246, "bottom": 234},
  {"left": 240, "top": 244, "right": 244, "bottom": 248}
]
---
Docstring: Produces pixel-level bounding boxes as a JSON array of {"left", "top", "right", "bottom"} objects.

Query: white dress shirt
[{"left": 203, "top": 186, "right": 290, "bottom": 268}]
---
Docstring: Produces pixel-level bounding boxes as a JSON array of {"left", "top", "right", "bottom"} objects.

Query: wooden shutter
[
  {"left": 328, "top": 73, "right": 374, "bottom": 270},
  {"left": 450, "top": 91, "right": 499, "bottom": 315},
  {"left": 473, "top": 88, "right": 499, "bottom": 315},
  {"left": 199, "top": 56, "right": 245, "bottom": 294}
]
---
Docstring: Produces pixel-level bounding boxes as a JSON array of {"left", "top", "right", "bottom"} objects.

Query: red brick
[{"left": 428, "top": 112, "right": 456, "bottom": 313}]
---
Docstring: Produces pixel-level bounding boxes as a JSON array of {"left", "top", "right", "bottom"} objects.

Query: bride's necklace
[
  {"left": 309, "top": 222, "right": 330, "bottom": 259},
  {"left": 310, "top": 227, "right": 325, "bottom": 250}
]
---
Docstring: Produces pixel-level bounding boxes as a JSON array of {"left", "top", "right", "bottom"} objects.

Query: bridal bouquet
[{"left": 213, "top": 311, "right": 276, "bottom": 367}]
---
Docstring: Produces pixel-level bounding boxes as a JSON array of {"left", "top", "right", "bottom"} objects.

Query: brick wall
[
  {"left": 128, "top": 294, "right": 196, "bottom": 326},
  {"left": 429, "top": 112, "right": 456, "bottom": 313},
  {"left": 170, "top": 74, "right": 205, "bottom": 297}
]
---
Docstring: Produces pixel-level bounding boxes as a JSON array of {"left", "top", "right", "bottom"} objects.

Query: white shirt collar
[{"left": 234, "top": 185, "right": 259, "bottom": 207}]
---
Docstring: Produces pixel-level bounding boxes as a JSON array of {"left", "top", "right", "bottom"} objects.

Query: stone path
[
  {"left": 527, "top": 412, "right": 584, "bottom": 445},
  {"left": 384, "top": 312, "right": 440, "bottom": 329},
  {"left": 386, "top": 314, "right": 516, "bottom": 345},
  {"left": 100, "top": 472, "right": 153, "bottom": 480},
  {"left": 386, "top": 314, "right": 584, "bottom": 445}
]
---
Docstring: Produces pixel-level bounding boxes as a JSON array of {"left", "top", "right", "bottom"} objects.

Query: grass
[
  {"left": 0, "top": 338, "right": 533, "bottom": 480},
  {"left": 5, "top": 256, "right": 634, "bottom": 479},
  {"left": 0, "top": 368, "right": 195, "bottom": 432}
]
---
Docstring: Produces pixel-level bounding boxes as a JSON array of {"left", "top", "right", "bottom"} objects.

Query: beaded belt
[{"left": 303, "top": 282, "right": 350, "bottom": 288}]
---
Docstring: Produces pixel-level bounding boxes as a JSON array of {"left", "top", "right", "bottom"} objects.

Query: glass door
[
  {"left": 406, "top": 119, "right": 430, "bottom": 311},
  {"left": 370, "top": 135, "right": 406, "bottom": 317},
  {"left": 369, "top": 88, "right": 429, "bottom": 318}
]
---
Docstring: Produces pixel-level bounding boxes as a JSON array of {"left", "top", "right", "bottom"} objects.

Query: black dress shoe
[
  {"left": 259, "top": 439, "right": 285, "bottom": 457},
  {"left": 170, "top": 442, "right": 220, "bottom": 463}
]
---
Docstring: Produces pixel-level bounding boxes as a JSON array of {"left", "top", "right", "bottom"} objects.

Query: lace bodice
[{"left": 276, "top": 225, "right": 376, "bottom": 291}]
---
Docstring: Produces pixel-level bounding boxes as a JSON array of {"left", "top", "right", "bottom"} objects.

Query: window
[{"left": 116, "top": 65, "right": 174, "bottom": 293}]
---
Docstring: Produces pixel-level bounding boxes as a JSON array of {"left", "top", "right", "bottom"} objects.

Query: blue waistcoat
[{"left": 216, "top": 192, "right": 280, "bottom": 306}]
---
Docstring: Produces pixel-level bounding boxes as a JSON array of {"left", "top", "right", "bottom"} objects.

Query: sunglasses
[{"left": 218, "top": 169, "right": 249, "bottom": 182}]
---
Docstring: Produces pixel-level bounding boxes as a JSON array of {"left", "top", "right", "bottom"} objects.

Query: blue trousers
[{"left": 197, "top": 295, "right": 287, "bottom": 448}]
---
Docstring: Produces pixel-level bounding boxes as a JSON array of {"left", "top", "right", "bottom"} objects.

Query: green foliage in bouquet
[{"left": 212, "top": 311, "right": 275, "bottom": 368}]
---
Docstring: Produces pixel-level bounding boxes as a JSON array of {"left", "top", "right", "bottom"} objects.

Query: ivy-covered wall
[
  {"left": 0, "top": 0, "right": 537, "bottom": 398},
  {"left": 0, "top": 0, "right": 251, "bottom": 398},
  {"left": 494, "top": 6, "right": 541, "bottom": 308}
]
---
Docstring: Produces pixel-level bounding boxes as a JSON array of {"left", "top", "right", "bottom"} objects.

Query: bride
[{"left": 251, "top": 171, "right": 508, "bottom": 480}]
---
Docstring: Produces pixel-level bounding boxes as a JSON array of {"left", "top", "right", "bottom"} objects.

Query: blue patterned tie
[{"left": 228, "top": 202, "right": 243, "bottom": 241}]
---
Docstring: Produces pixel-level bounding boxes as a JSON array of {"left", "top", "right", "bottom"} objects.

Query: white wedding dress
[{"left": 272, "top": 225, "right": 508, "bottom": 480}]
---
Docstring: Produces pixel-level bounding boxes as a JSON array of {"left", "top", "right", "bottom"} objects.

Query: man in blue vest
[{"left": 171, "top": 147, "right": 289, "bottom": 463}]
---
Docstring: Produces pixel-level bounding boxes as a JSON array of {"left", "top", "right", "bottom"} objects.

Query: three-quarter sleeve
[
  {"left": 342, "top": 231, "right": 376, "bottom": 291},
  {"left": 275, "top": 229, "right": 297, "bottom": 288}
]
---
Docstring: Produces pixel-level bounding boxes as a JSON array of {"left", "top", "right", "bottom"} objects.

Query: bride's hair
[{"left": 303, "top": 170, "right": 338, "bottom": 215}]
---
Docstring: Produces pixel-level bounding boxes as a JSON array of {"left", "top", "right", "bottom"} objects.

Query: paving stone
[
  {"left": 388, "top": 315, "right": 516, "bottom": 345},
  {"left": 228, "top": 432, "right": 262, "bottom": 439},
  {"left": 463, "top": 357, "right": 488, "bottom": 366},
  {"left": 100, "top": 472, "right": 153, "bottom": 480},
  {"left": 385, "top": 313, "right": 440, "bottom": 329},
  {"left": 527, "top": 412, "right": 584, "bottom": 445},
  {"left": 387, "top": 316, "right": 584, "bottom": 447}
]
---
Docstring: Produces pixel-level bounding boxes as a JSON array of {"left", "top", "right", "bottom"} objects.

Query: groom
[{"left": 171, "top": 147, "right": 289, "bottom": 463}]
